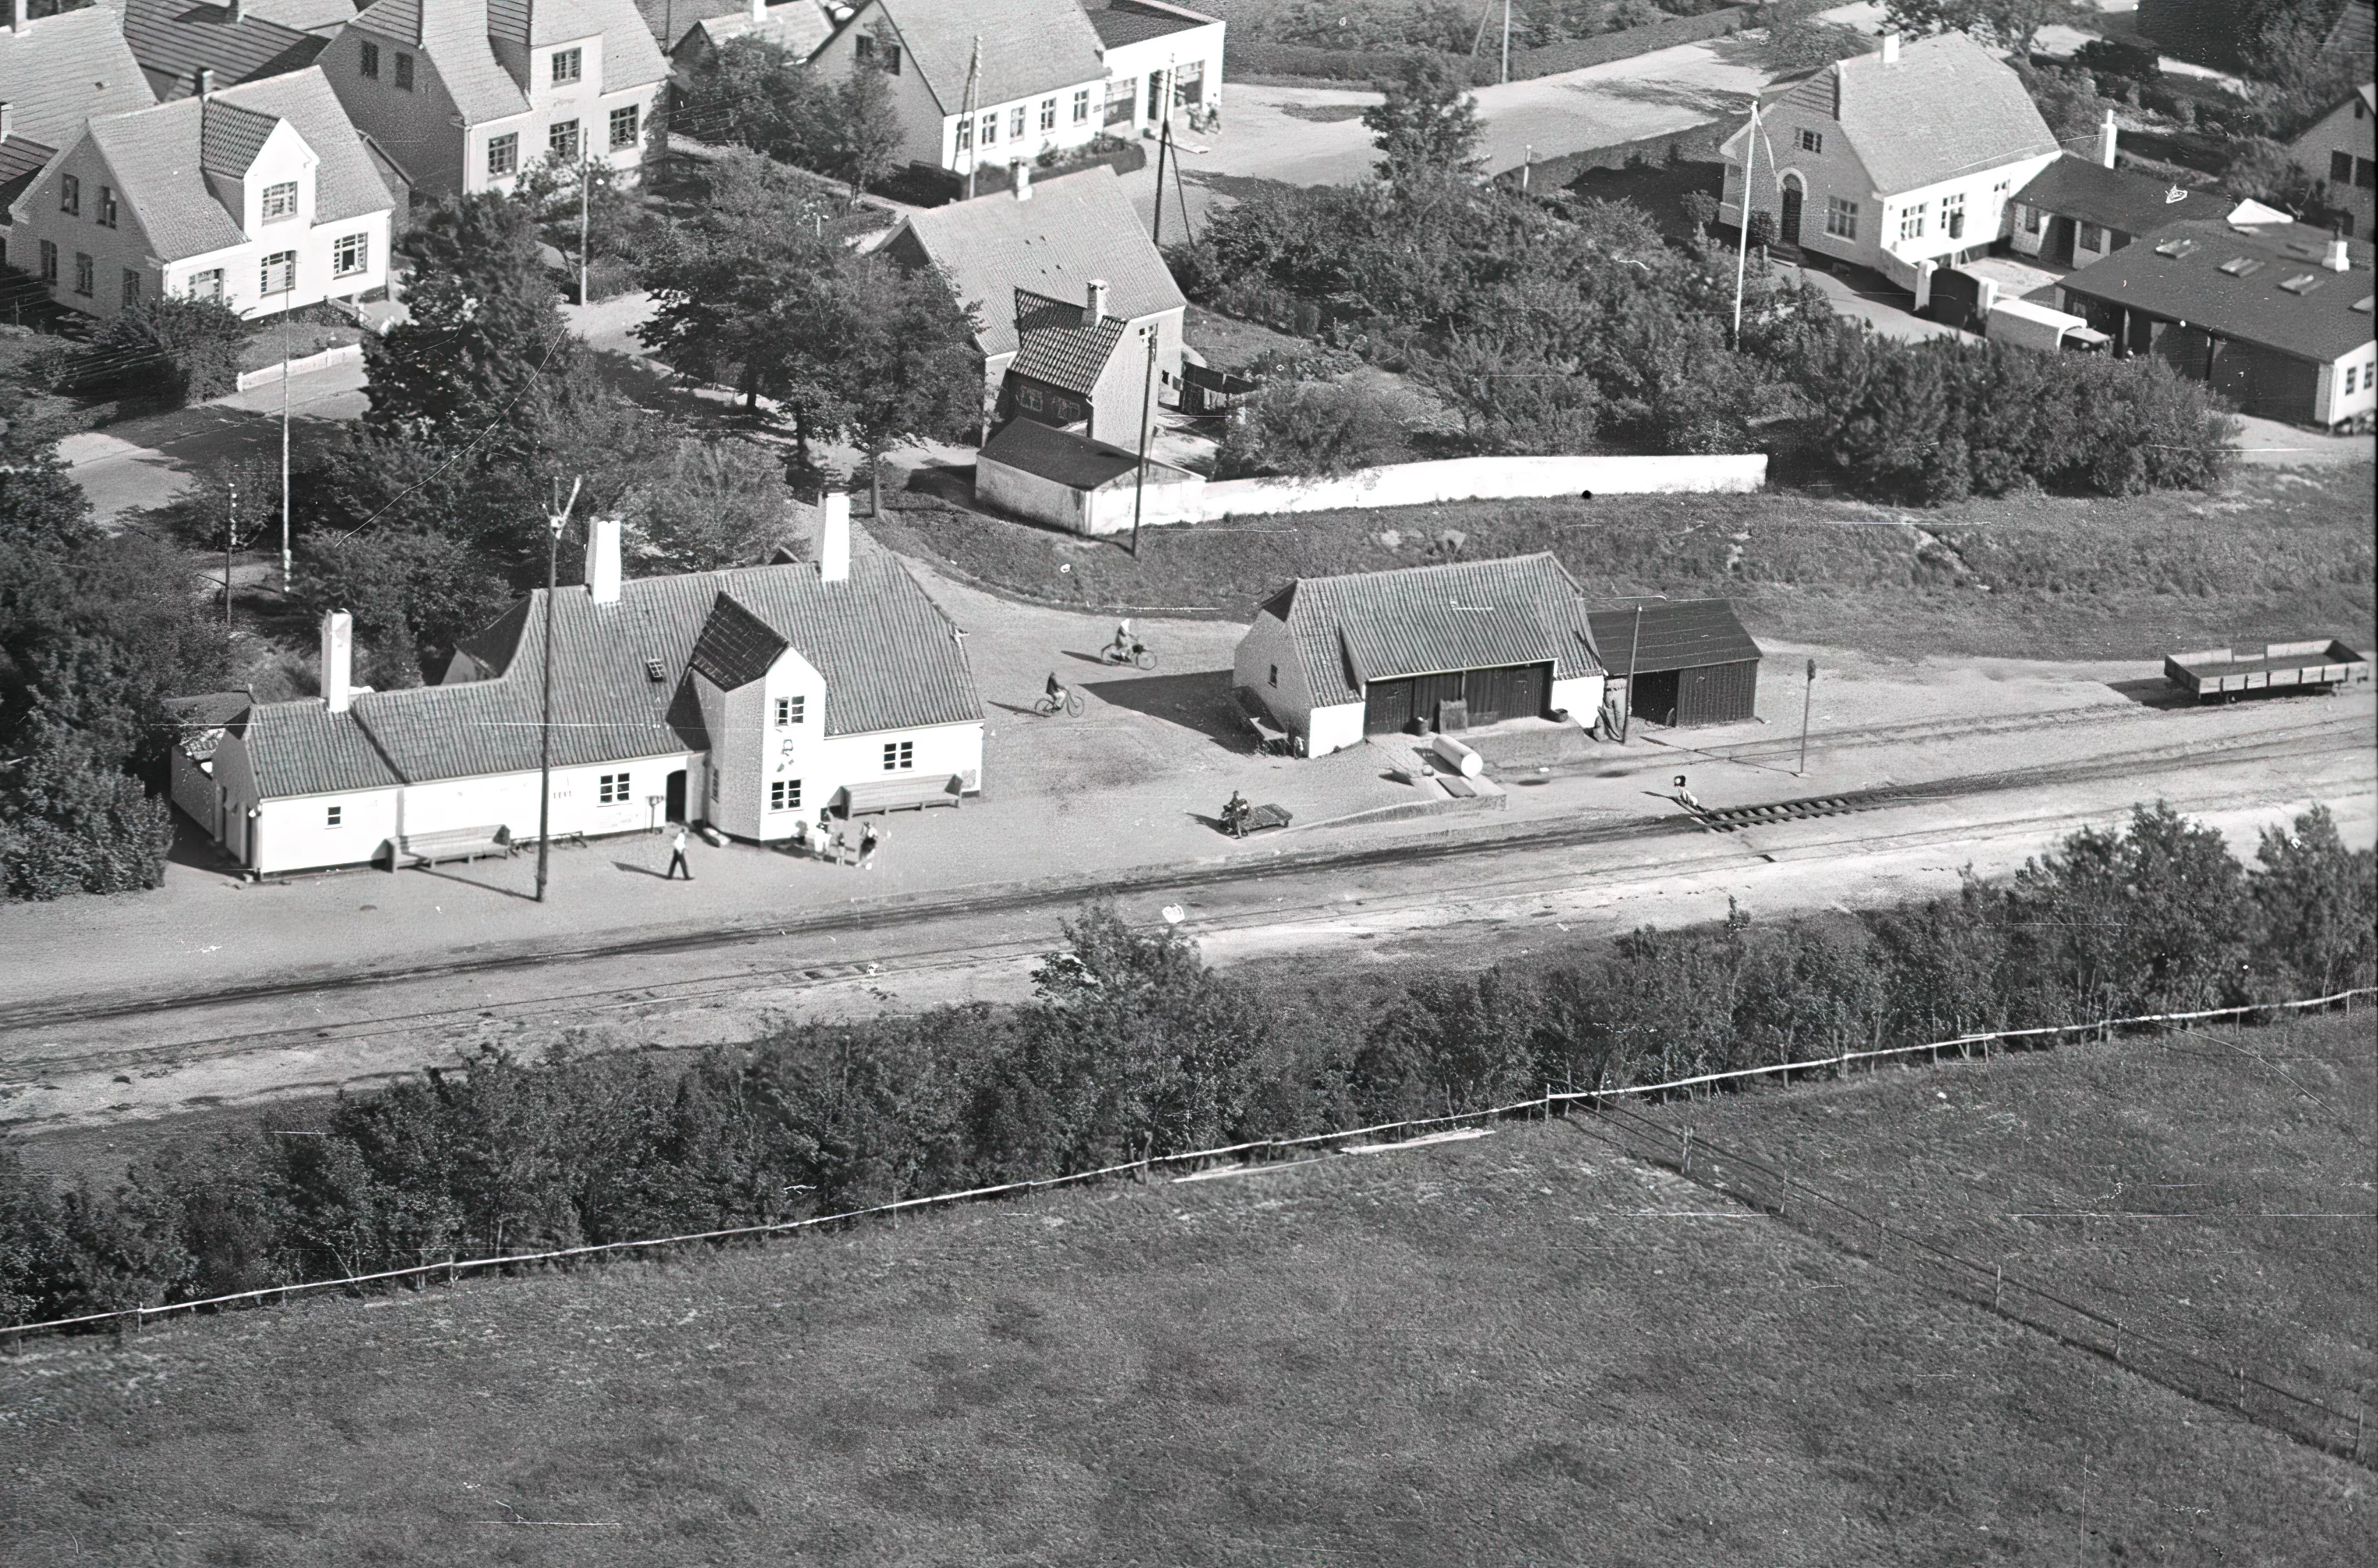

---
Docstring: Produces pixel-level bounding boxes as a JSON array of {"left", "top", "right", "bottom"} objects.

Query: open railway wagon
[{"left": 2163, "top": 641, "right": 2370, "bottom": 703}]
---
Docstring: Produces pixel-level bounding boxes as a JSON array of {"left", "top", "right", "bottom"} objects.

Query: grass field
[
  {"left": 4, "top": 1020, "right": 2369, "bottom": 1566},
  {"left": 873, "top": 463, "right": 2378, "bottom": 662}
]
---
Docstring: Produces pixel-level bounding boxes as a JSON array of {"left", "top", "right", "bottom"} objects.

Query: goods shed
[{"left": 1586, "top": 600, "right": 1762, "bottom": 727}]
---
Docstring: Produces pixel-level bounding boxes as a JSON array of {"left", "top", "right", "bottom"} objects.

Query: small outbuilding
[
  {"left": 1585, "top": 599, "right": 1762, "bottom": 728},
  {"left": 1234, "top": 554, "right": 1608, "bottom": 756},
  {"left": 974, "top": 416, "right": 1202, "bottom": 535}
]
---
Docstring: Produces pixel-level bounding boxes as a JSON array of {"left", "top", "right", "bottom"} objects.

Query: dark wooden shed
[{"left": 1586, "top": 600, "right": 1763, "bottom": 727}]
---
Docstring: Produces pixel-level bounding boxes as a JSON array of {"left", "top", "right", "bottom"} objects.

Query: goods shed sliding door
[{"left": 1363, "top": 662, "right": 1551, "bottom": 734}]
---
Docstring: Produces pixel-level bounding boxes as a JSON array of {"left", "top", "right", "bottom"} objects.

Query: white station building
[{"left": 169, "top": 500, "right": 985, "bottom": 876}]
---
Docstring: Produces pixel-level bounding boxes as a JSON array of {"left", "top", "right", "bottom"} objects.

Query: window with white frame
[
  {"left": 1898, "top": 206, "right": 1925, "bottom": 240},
  {"left": 883, "top": 740, "right": 913, "bottom": 771},
  {"left": 1825, "top": 196, "right": 1858, "bottom": 239},
  {"left": 488, "top": 132, "right": 519, "bottom": 178},
  {"left": 1073, "top": 88, "right": 1090, "bottom": 123},
  {"left": 979, "top": 112, "right": 996, "bottom": 146},
  {"left": 333, "top": 233, "right": 368, "bottom": 277},
  {"left": 1939, "top": 192, "right": 1964, "bottom": 239},
  {"left": 1009, "top": 105, "right": 1025, "bottom": 139},
  {"left": 770, "top": 779, "right": 802, "bottom": 812},
  {"left": 598, "top": 773, "right": 631, "bottom": 805},
  {"left": 326, "top": 805, "right": 343, "bottom": 827},
  {"left": 261, "top": 180, "right": 299, "bottom": 222},
  {"left": 552, "top": 47, "right": 581, "bottom": 84},
  {"left": 188, "top": 267, "right": 223, "bottom": 300},
  {"left": 72, "top": 252, "right": 92, "bottom": 296},
  {"left": 775, "top": 694, "right": 806, "bottom": 726},
  {"left": 609, "top": 104, "right": 639, "bottom": 150},
  {"left": 1018, "top": 383, "right": 1043, "bottom": 410},
  {"left": 1799, "top": 128, "right": 1821, "bottom": 154},
  {"left": 550, "top": 119, "right": 580, "bottom": 160},
  {"left": 1040, "top": 98, "right": 1057, "bottom": 131},
  {"left": 260, "top": 251, "right": 295, "bottom": 295},
  {"left": 955, "top": 116, "right": 972, "bottom": 152}
]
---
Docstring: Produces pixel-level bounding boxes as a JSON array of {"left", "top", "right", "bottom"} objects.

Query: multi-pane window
[
  {"left": 97, "top": 185, "right": 116, "bottom": 227},
  {"left": 979, "top": 112, "right": 996, "bottom": 146},
  {"left": 609, "top": 104, "right": 639, "bottom": 149},
  {"left": 259, "top": 250, "right": 295, "bottom": 295},
  {"left": 326, "top": 805, "right": 343, "bottom": 827},
  {"left": 188, "top": 267, "right": 223, "bottom": 300},
  {"left": 1072, "top": 88, "right": 1090, "bottom": 123},
  {"left": 598, "top": 773, "right": 631, "bottom": 805},
  {"left": 2334, "top": 150, "right": 2355, "bottom": 183},
  {"left": 550, "top": 119, "right": 580, "bottom": 160},
  {"left": 121, "top": 268, "right": 140, "bottom": 307},
  {"left": 1824, "top": 196, "right": 1858, "bottom": 239},
  {"left": 59, "top": 174, "right": 77, "bottom": 216},
  {"left": 488, "top": 132, "right": 519, "bottom": 178},
  {"left": 1018, "top": 384, "right": 1043, "bottom": 410},
  {"left": 1040, "top": 98, "right": 1057, "bottom": 131},
  {"left": 1898, "top": 206, "right": 1925, "bottom": 240},
  {"left": 1941, "top": 191, "right": 1965, "bottom": 240},
  {"left": 770, "top": 779, "right": 802, "bottom": 812},
  {"left": 1009, "top": 106, "right": 1025, "bottom": 139},
  {"left": 775, "top": 695, "right": 805, "bottom": 726},
  {"left": 955, "top": 117, "right": 972, "bottom": 152},
  {"left": 2078, "top": 220, "right": 2103, "bottom": 252},
  {"left": 333, "top": 233, "right": 368, "bottom": 277},
  {"left": 883, "top": 42, "right": 901, "bottom": 73},
  {"left": 261, "top": 180, "right": 299, "bottom": 222},
  {"left": 1799, "top": 128, "right": 1821, "bottom": 154},
  {"left": 72, "top": 253, "right": 92, "bottom": 295},
  {"left": 359, "top": 41, "right": 379, "bottom": 79},
  {"left": 393, "top": 52, "right": 414, "bottom": 91},
  {"left": 883, "top": 740, "right": 913, "bottom": 772},
  {"left": 552, "top": 47, "right": 581, "bottom": 84},
  {"left": 38, "top": 240, "right": 54, "bottom": 283}
]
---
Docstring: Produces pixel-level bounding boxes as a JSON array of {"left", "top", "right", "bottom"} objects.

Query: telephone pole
[
  {"left": 535, "top": 478, "right": 583, "bottom": 903},
  {"left": 279, "top": 307, "right": 292, "bottom": 594},
  {"left": 1129, "top": 326, "right": 1159, "bottom": 559},
  {"left": 1796, "top": 658, "right": 1816, "bottom": 777},
  {"left": 961, "top": 36, "right": 982, "bottom": 200},
  {"left": 579, "top": 157, "right": 591, "bottom": 308},
  {"left": 1501, "top": 0, "right": 1511, "bottom": 85},
  {"left": 1730, "top": 100, "right": 1760, "bottom": 348}
]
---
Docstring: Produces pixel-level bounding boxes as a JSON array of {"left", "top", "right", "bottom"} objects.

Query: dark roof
[
  {"left": 1261, "top": 554, "right": 1604, "bottom": 708},
  {"left": 979, "top": 416, "right": 1141, "bottom": 488},
  {"left": 1009, "top": 288, "right": 1126, "bottom": 394},
  {"left": 1085, "top": 1, "right": 1215, "bottom": 48},
  {"left": 1585, "top": 600, "right": 1762, "bottom": 677},
  {"left": 2014, "top": 155, "right": 2200, "bottom": 238},
  {"left": 2058, "top": 217, "right": 2376, "bottom": 364},
  {"left": 0, "top": 6, "right": 158, "bottom": 148},
  {"left": 166, "top": 690, "right": 253, "bottom": 762},
  {"left": 686, "top": 592, "right": 788, "bottom": 690},
  {"left": 888, "top": 165, "right": 1186, "bottom": 361},
  {"left": 639, "top": 0, "right": 749, "bottom": 50},
  {"left": 846, "top": 0, "right": 1107, "bottom": 118},
  {"left": 0, "top": 132, "right": 56, "bottom": 210},
  {"left": 123, "top": 0, "right": 326, "bottom": 101},
  {"left": 227, "top": 531, "right": 981, "bottom": 799}
]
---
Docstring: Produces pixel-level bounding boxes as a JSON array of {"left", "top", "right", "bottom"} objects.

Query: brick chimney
[
  {"left": 1879, "top": 31, "right": 1899, "bottom": 65},
  {"left": 748, "top": 0, "right": 764, "bottom": 18},
  {"left": 1012, "top": 158, "right": 1032, "bottom": 201},
  {"left": 1084, "top": 277, "right": 1108, "bottom": 326},
  {"left": 196, "top": 66, "right": 216, "bottom": 98},
  {"left": 322, "top": 610, "right": 354, "bottom": 714},
  {"left": 2097, "top": 109, "right": 2117, "bottom": 169},
  {"left": 586, "top": 516, "right": 621, "bottom": 603},
  {"left": 818, "top": 492, "right": 850, "bottom": 582},
  {"left": 226, "top": 0, "right": 244, "bottom": 21}
]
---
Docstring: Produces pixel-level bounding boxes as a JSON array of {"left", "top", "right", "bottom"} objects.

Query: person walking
[
  {"left": 817, "top": 810, "right": 837, "bottom": 864},
  {"left": 788, "top": 817, "right": 811, "bottom": 857},
  {"left": 665, "top": 823, "right": 694, "bottom": 880},
  {"left": 857, "top": 821, "right": 880, "bottom": 871}
]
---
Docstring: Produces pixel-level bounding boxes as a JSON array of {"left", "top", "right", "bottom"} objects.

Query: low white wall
[
  {"left": 1308, "top": 702, "right": 1366, "bottom": 756},
  {"left": 1191, "top": 454, "right": 1765, "bottom": 522},
  {"left": 1084, "top": 469, "right": 1205, "bottom": 535},
  {"left": 235, "top": 341, "right": 366, "bottom": 391}
]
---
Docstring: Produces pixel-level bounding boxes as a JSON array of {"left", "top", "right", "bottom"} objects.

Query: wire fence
[{"left": 6, "top": 986, "right": 2370, "bottom": 1464}]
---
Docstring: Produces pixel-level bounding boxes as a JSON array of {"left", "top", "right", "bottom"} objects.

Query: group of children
[{"left": 785, "top": 812, "right": 881, "bottom": 869}]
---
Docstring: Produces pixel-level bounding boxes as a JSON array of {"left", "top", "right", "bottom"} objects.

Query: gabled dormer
[
  {"left": 199, "top": 98, "right": 318, "bottom": 239},
  {"left": 485, "top": 0, "right": 603, "bottom": 104}
]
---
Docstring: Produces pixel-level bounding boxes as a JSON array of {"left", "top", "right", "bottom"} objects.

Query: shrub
[
  {"left": 1214, "top": 378, "right": 1424, "bottom": 477},
  {"left": 89, "top": 295, "right": 250, "bottom": 407}
]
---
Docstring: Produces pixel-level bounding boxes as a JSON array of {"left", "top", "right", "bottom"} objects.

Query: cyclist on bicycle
[{"left": 1046, "top": 671, "right": 1068, "bottom": 705}]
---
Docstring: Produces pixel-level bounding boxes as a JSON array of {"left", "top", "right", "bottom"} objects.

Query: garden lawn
[
  {"left": 871, "top": 463, "right": 2378, "bottom": 661},
  {"left": 3, "top": 1031, "right": 2368, "bottom": 1566}
]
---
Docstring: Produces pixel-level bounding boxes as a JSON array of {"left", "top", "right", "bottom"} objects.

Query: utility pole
[
  {"left": 279, "top": 307, "right": 291, "bottom": 595},
  {"left": 579, "top": 158, "right": 591, "bottom": 309},
  {"left": 1151, "top": 99, "right": 1172, "bottom": 247},
  {"left": 1501, "top": 0, "right": 1510, "bottom": 85},
  {"left": 224, "top": 480, "right": 238, "bottom": 634},
  {"left": 1796, "top": 657, "right": 1816, "bottom": 777},
  {"left": 961, "top": 36, "right": 982, "bottom": 201},
  {"left": 1730, "top": 100, "right": 1760, "bottom": 349},
  {"left": 1129, "top": 326, "right": 1158, "bottom": 559},
  {"left": 535, "top": 477, "right": 583, "bottom": 904},
  {"left": 1622, "top": 603, "right": 1643, "bottom": 743}
]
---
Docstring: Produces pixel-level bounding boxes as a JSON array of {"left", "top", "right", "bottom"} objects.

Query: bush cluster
[{"left": 2, "top": 804, "right": 2368, "bottom": 1327}]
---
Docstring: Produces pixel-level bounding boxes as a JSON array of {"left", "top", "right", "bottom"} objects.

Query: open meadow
[
  {"left": 3, "top": 1016, "right": 2368, "bottom": 1566},
  {"left": 874, "top": 462, "right": 2378, "bottom": 663}
]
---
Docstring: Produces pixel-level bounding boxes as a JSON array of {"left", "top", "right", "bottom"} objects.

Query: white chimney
[
  {"left": 747, "top": 0, "right": 763, "bottom": 20},
  {"left": 2098, "top": 109, "right": 2117, "bottom": 169},
  {"left": 2325, "top": 234, "right": 2351, "bottom": 272},
  {"left": 321, "top": 609, "right": 353, "bottom": 714},
  {"left": 226, "top": 0, "right": 244, "bottom": 21},
  {"left": 1879, "top": 31, "right": 1899, "bottom": 65},
  {"left": 818, "top": 492, "right": 850, "bottom": 583},
  {"left": 1012, "top": 158, "right": 1032, "bottom": 201},
  {"left": 586, "top": 515, "right": 621, "bottom": 603},
  {"left": 8, "top": 0, "right": 23, "bottom": 34},
  {"left": 0, "top": 103, "right": 12, "bottom": 144},
  {"left": 196, "top": 66, "right": 215, "bottom": 98},
  {"left": 1084, "top": 277, "right": 1109, "bottom": 326}
]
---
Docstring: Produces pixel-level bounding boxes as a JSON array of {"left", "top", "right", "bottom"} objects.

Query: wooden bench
[
  {"left": 835, "top": 774, "right": 965, "bottom": 817},
  {"left": 388, "top": 825, "right": 513, "bottom": 868}
]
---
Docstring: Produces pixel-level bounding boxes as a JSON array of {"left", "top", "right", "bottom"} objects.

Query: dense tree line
[
  {"left": 3, "top": 802, "right": 2367, "bottom": 1326},
  {"left": 675, "top": 38, "right": 904, "bottom": 195}
]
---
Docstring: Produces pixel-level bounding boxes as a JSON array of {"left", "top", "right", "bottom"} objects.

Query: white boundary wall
[{"left": 1191, "top": 454, "right": 1766, "bottom": 521}]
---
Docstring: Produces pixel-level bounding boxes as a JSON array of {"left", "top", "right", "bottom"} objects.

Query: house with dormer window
[
  {"left": 318, "top": 0, "right": 667, "bottom": 196},
  {"left": 8, "top": 65, "right": 390, "bottom": 318}
]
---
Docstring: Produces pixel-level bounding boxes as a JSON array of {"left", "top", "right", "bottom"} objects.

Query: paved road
[{"left": 57, "top": 361, "right": 368, "bottom": 528}]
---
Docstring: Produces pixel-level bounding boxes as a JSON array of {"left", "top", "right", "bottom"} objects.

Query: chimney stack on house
[
  {"left": 586, "top": 516, "right": 622, "bottom": 603},
  {"left": 196, "top": 67, "right": 216, "bottom": 98},
  {"left": 2098, "top": 109, "right": 2118, "bottom": 169},
  {"left": 1879, "top": 31, "right": 1899, "bottom": 64},
  {"left": 748, "top": 0, "right": 765, "bottom": 18},
  {"left": 818, "top": 492, "right": 850, "bottom": 583},
  {"left": 1084, "top": 277, "right": 1108, "bottom": 326},
  {"left": 226, "top": 0, "right": 244, "bottom": 22},
  {"left": 1012, "top": 158, "right": 1032, "bottom": 201},
  {"left": 2326, "top": 233, "right": 2352, "bottom": 272},
  {"left": 8, "top": 0, "right": 25, "bottom": 34},
  {"left": 322, "top": 610, "right": 354, "bottom": 714}
]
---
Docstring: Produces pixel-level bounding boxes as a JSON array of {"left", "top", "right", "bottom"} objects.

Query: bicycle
[
  {"left": 1101, "top": 637, "right": 1158, "bottom": 670},
  {"left": 1034, "top": 688, "right": 1086, "bottom": 717}
]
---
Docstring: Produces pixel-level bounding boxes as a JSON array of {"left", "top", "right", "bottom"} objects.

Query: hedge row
[
  {"left": 1, "top": 803, "right": 2370, "bottom": 1328},
  {"left": 1225, "top": 4, "right": 1773, "bottom": 88}
]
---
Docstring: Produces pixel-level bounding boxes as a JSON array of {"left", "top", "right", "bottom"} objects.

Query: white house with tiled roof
[
  {"left": 1235, "top": 555, "right": 1608, "bottom": 757},
  {"left": 2288, "top": 84, "right": 2375, "bottom": 241},
  {"left": 9, "top": 65, "right": 391, "bottom": 318},
  {"left": 1084, "top": 1, "right": 1222, "bottom": 132},
  {"left": 176, "top": 504, "right": 986, "bottom": 876},
  {"left": 1720, "top": 31, "right": 2060, "bottom": 290},
  {"left": 316, "top": 0, "right": 667, "bottom": 196}
]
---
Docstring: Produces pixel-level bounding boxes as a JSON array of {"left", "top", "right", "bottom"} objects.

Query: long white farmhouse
[{"left": 170, "top": 502, "right": 985, "bottom": 876}]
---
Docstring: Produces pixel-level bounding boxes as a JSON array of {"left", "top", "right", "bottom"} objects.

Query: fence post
[
  {"left": 2114, "top": 1321, "right": 2122, "bottom": 1363},
  {"left": 2237, "top": 1367, "right": 2247, "bottom": 1412}
]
